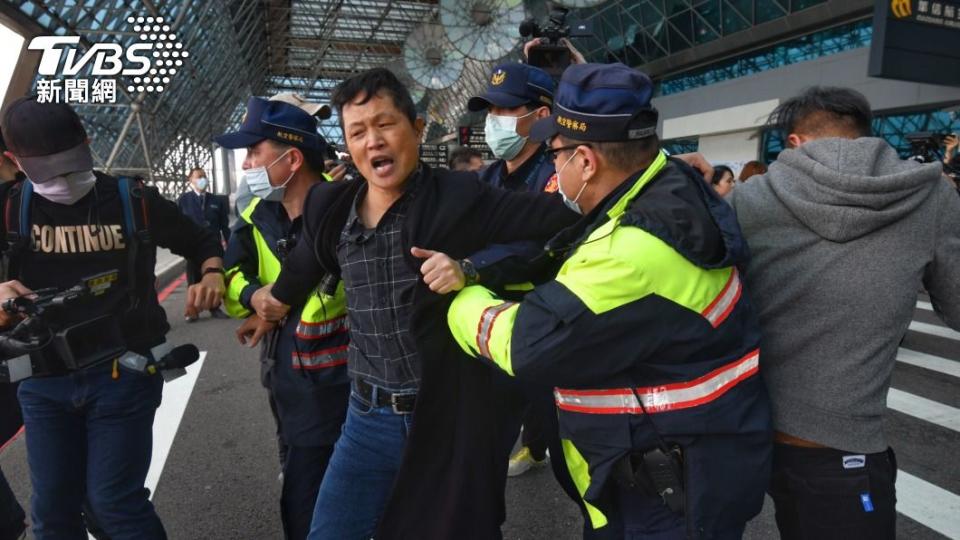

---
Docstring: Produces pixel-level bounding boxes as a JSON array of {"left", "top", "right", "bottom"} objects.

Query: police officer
[
  {"left": 217, "top": 97, "right": 350, "bottom": 540},
  {"left": 0, "top": 97, "right": 224, "bottom": 539},
  {"left": 470, "top": 63, "right": 557, "bottom": 193},
  {"left": 446, "top": 64, "right": 773, "bottom": 539}
]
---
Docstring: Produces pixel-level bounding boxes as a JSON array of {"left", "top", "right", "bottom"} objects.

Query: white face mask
[
  {"left": 556, "top": 150, "right": 587, "bottom": 215},
  {"left": 244, "top": 149, "right": 293, "bottom": 202},
  {"left": 194, "top": 177, "right": 209, "bottom": 191},
  {"left": 31, "top": 171, "right": 97, "bottom": 205}
]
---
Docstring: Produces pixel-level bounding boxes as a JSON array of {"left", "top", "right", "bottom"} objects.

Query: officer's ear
[
  {"left": 288, "top": 147, "right": 305, "bottom": 174},
  {"left": 535, "top": 106, "right": 550, "bottom": 120},
  {"left": 578, "top": 144, "right": 599, "bottom": 183}
]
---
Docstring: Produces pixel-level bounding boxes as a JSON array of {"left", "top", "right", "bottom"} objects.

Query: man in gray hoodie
[{"left": 726, "top": 87, "right": 960, "bottom": 539}]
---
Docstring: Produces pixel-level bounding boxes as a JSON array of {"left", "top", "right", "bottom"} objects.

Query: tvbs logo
[
  {"left": 28, "top": 15, "right": 188, "bottom": 104},
  {"left": 891, "top": 0, "right": 912, "bottom": 18}
]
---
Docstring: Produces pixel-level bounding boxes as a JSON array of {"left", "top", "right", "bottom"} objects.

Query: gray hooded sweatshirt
[{"left": 728, "top": 137, "right": 960, "bottom": 454}]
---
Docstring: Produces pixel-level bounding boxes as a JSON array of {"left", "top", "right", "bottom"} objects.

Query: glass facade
[
  {"left": 657, "top": 18, "right": 873, "bottom": 96},
  {"left": 761, "top": 108, "right": 960, "bottom": 163},
  {"left": 574, "top": 0, "right": 830, "bottom": 67},
  {"left": 662, "top": 138, "right": 700, "bottom": 155}
]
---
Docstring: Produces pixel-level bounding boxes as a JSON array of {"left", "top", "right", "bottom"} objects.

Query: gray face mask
[
  {"left": 556, "top": 150, "right": 587, "bottom": 215},
  {"left": 31, "top": 171, "right": 97, "bottom": 205}
]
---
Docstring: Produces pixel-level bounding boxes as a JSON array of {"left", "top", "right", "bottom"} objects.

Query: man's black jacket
[{"left": 272, "top": 164, "right": 577, "bottom": 539}]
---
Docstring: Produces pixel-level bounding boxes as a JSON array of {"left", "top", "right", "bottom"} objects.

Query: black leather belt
[{"left": 354, "top": 378, "right": 417, "bottom": 414}]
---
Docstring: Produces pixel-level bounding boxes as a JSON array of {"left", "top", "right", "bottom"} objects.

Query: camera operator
[{"left": 0, "top": 96, "right": 224, "bottom": 539}]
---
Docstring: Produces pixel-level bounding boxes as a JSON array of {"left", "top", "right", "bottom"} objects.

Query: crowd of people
[{"left": 0, "top": 43, "right": 957, "bottom": 540}]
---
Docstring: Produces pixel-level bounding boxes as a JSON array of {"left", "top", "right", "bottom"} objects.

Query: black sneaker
[{"left": 210, "top": 308, "right": 230, "bottom": 320}]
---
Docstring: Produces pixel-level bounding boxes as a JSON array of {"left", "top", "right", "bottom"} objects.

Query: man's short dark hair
[
  {"left": 331, "top": 68, "right": 417, "bottom": 127},
  {"left": 561, "top": 134, "right": 660, "bottom": 174},
  {"left": 187, "top": 167, "right": 205, "bottom": 179},
  {"left": 768, "top": 86, "right": 873, "bottom": 138},
  {"left": 449, "top": 146, "right": 482, "bottom": 170}
]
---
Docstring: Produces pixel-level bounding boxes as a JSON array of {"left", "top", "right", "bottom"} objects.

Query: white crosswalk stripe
[
  {"left": 897, "top": 348, "right": 960, "bottom": 379},
  {"left": 908, "top": 321, "right": 960, "bottom": 341},
  {"left": 896, "top": 471, "right": 960, "bottom": 540},
  {"left": 887, "top": 388, "right": 960, "bottom": 433}
]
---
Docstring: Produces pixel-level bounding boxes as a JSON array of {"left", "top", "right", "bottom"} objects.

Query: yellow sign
[
  {"left": 491, "top": 70, "right": 506, "bottom": 86},
  {"left": 891, "top": 0, "right": 912, "bottom": 19}
]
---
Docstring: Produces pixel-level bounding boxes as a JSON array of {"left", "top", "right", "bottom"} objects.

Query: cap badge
[{"left": 491, "top": 70, "right": 506, "bottom": 86}]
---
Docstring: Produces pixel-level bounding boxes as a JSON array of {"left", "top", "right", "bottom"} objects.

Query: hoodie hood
[{"left": 765, "top": 137, "right": 943, "bottom": 242}]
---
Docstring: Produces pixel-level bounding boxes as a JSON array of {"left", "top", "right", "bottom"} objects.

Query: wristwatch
[
  {"left": 458, "top": 259, "right": 479, "bottom": 287},
  {"left": 202, "top": 267, "right": 225, "bottom": 277}
]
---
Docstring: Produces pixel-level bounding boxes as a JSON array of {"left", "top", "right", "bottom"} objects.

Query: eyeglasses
[{"left": 546, "top": 143, "right": 590, "bottom": 163}]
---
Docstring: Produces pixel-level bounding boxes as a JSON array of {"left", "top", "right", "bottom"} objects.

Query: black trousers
[
  {"left": 185, "top": 258, "right": 203, "bottom": 286},
  {"left": 280, "top": 444, "right": 335, "bottom": 540},
  {"left": 769, "top": 443, "right": 897, "bottom": 540}
]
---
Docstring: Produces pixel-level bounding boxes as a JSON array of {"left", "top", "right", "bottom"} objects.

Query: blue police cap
[
  {"left": 215, "top": 97, "right": 327, "bottom": 152},
  {"left": 530, "top": 63, "right": 659, "bottom": 143},
  {"left": 467, "top": 63, "right": 554, "bottom": 112}
]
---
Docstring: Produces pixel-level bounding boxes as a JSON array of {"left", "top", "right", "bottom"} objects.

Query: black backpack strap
[
  {"left": 4, "top": 181, "right": 32, "bottom": 278},
  {"left": 117, "top": 176, "right": 152, "bottom": 308}
]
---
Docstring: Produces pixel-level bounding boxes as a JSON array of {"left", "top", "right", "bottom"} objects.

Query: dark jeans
[
  {"left": 281, "top": 445, "right": 335, "bottom": 540},
  {"left": 769, "top": 443, "right": 897, "bottom": 540},
  {"left": 307, "top": 388, "right": 414, "bottom": 540},
  {"left": 18, "top": 365, "right": 166, "bottom": 540}
]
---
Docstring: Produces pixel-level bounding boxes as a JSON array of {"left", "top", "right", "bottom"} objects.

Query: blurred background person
[
  {"left": 448, "top": 146, "right": 484, "bottom": 172},
  {"left": 711, "top": 164, "right": 736, "bottom": 196},
  {"left": 177, "top": 167, "right": 231, "bottom": 322},
  {"left": 739, "top": 160, "right": 768, "bottom": 182}
]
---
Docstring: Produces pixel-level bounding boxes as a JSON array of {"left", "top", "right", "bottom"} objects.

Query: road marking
[
  {"left": 897, "top": 471, "right": 960, "bottom": 539},
  {"left": 916, "top": 301, "right": 933, "bottom": 312},
  {"left": 898, "top": 348, "right": 960, "bottom": 379},
  {"left": 908, "top": 321, "right": 960, "bottom": 341},
  {"left": 887, "top": 388, "right": 960, "bottom": 433},
  {"left": 145, "top": 351, "right": 206, "bottom": 499}
]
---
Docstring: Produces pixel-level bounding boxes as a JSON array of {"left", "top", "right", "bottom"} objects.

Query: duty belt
[{"left": 354, "top": 377, "right": 417, "bottom": 414}]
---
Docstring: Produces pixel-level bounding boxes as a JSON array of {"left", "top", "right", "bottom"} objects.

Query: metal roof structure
[{"left": 0, "top": 0, "right": 860, "bottom": 196}]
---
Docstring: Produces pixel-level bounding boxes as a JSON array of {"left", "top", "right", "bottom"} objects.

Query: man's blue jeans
[
  {"left": 18, "top": 364, "right": 166, "bottom": 540},
  {"left": 307, "top": 387, "right": 413, "bottom": 540}
]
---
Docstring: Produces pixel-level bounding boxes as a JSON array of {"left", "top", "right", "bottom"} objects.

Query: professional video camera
[
  {"left": 0, "top": 270, "right": 199, "bottom": 382},
  {"left": 519, "top": 5, "right": 591, "bottom": 76},
  {"left": 906, "top": 131, "right": 960, "bottom": 183}
]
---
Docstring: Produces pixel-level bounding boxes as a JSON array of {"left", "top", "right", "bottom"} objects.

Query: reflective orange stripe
[
  {"left": 701, "top": 268, "right": 742, "bottom": 328},
  {"left": 292, "top": 344, "right": 348, "bottom": 371},
  {"left": 296, "top": 315, "right": 348, "bottom": 340},
  {"left": 554, "top": 349, "right": 759, "bottom": 414},
  {"left": 475, "top": 302, "right": 516, "bottom": 358}
]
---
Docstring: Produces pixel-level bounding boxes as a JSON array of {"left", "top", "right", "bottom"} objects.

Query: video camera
[
  {"left": 520, "top": 6, "right": 591, "bottom": 77},
  {"left": 906, "top": 132, "right": 959, "bottom": 181},
  {"left": 0, "top": 270, "right": 125, "bottom": 379},
  {"left": 0, "top": 270, "right": 199, "bottom": 382}
]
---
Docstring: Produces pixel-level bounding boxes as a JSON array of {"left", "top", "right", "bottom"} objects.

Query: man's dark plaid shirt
[{"left": 337, "top": 180, "right": 421, "bottom": 392}]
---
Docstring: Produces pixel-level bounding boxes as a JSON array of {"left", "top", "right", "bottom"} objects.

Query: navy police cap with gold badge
[
  {"left": 467, "top": 63, "right": 555, "bottom": 112},
  {"left": 530, "top": 63, "right": 658, "bottom": 143},
  {"left": 215, "top": 96, "right": 327, "bottom": 153}
]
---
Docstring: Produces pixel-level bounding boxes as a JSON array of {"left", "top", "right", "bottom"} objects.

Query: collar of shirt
[{"left": 346, "top": 164, "right": 423, "bottom": 231}]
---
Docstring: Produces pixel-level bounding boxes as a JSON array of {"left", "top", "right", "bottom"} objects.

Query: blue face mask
[
  {"left": 484, "top": 110, "right": 537, "bottom": 161},
  {"left": 244, "top": 149, "right": 293, "bottom": 202},
  {"left": 195, "top": 177, "right": 209, "bottom": 191}
]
